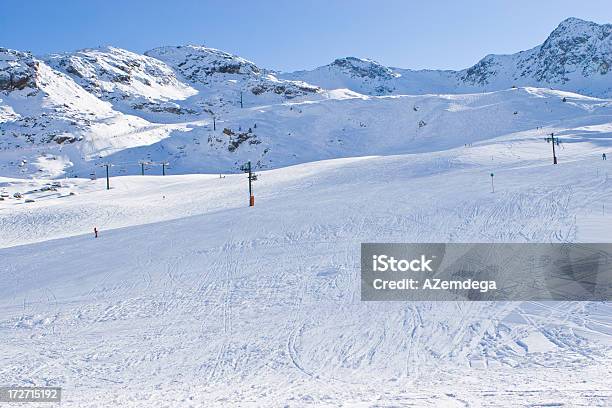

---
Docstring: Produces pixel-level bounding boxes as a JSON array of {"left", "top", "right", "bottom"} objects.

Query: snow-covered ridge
[
  {"left": 456, "top": 17, "right": 612, "bottom": 94},
  {"left": 145, "top": 45, "right": 320, "bottom": 102},
  {"left": 282, "top": 18, "right": 612, "bottom": 98},
  {"left": 0, "top": 48, "right": 192, "bottom": 177},
  {"left": 145, "top": 45, "right": 263, "bottom": 80},
  {"left": 329, "top": 57, "right": 400, "bottom": 80},
  {"left": 45, "top": 46, "right": 198, "bottom": 110},
  {"left": 287, "top": 56, "right": 402, "bottom": 95}
]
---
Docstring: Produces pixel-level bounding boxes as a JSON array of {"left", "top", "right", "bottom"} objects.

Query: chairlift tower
[
  {"left": 240, "top": 161, "right": 257, "bottom": 206},
  {"left": 99, "top": 163, "right": 112, "bottom": 190},
  {"left": 139, "top": 160, "right": 152, "bottom": 175},
  {"left": 545, "top": 133, "right": 560, "bottom": 164}
]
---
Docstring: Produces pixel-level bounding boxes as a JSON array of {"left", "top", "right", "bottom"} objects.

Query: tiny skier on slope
[
  {"left": 603, "top": 153, "right": 607, "bottom": 161},
  {"left": 94, "top": 227, "right": 98, "bottom": 238}
]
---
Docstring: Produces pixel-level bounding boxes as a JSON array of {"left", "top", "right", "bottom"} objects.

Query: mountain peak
[
  {"left": 144, "top": 45, "right": 320, "bottom": 103},
  {"left": 548, "top": 16, "right": 610, "bottom": 40},
  {"left": 145, "top": 45, "right": 262, "bottom": 80},
  {"left": 331, "top": 56, "right": 378, "bottom": 65},
  {"left": 558, "top": 17, "right": 591, "bottom": 25},
  {"left": 556, "top": 17, "right": 600, "bottom": 29},
  {"left": 329, "top": 56, "right": 399, "bottom": 80}
]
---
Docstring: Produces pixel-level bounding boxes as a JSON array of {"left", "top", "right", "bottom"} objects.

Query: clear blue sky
[{"left": 1, "top": 0, "right": 611, "bottom": 72}]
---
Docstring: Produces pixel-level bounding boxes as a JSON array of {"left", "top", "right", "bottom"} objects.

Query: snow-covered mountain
[
  {"left": 46, "top": 45, "right": 321, "bottom": 121},
  {"left": 457, "top": 17, "right": 612, "bottom": 95},
  {"left": 0, "top": 44, "right": 326, "bottom": 177},
  {"left": 282, "top": 18, "right": 612, "bottom": 97},
  {"left": 45, "top": 46, "right": 198, "bottom": 116},
  {"left": 0, "top": 17, "right": 611, "bottom": 179},
  {"left": 283, "top": 57, "right": 403, "bottom": 95},
  {"left": 0, "top": 47, "right": 192, "bottom": 177},
  {"left": 145, "top": 45, "right": 320, "bottom": 104}
]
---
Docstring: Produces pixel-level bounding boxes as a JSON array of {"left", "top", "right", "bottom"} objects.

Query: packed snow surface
[{"left": 1, "top": 131, "right": 611, "bottom": 406}]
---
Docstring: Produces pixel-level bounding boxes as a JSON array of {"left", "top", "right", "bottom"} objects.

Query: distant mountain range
[
  {"left": 0, "top": 17, "right": 610, "bottom": 178},
  {"left": 282, "top": 18, "right": 612, "bottom": 97}
]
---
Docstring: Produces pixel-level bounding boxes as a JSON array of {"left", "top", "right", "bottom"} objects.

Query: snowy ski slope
[{"left": 1, "top": 131, "right": 611, "bottom": 406}]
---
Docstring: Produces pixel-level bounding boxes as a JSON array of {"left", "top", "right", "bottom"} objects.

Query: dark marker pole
[
  {"left": 490, "top": 173, "right": 494, "bottom": 193},
  {"left": 247, "top": 161, "right": 252, "bottom": 197},
  {"left": 162, "top": 162, "right": 166, "bottom": 176},
  {"left": 105, "top": 164, "right": 110, "bottom": 190},
  {"left": 240, "top": 91, "right": 243, "bottom": 109},
  {"left": 141, "top": 162, "right": 145, "bottom": 175}
]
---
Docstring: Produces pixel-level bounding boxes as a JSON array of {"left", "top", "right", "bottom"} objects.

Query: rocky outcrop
[{"left": 0, "top": 48, "right": 38, "bottom": 91}]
